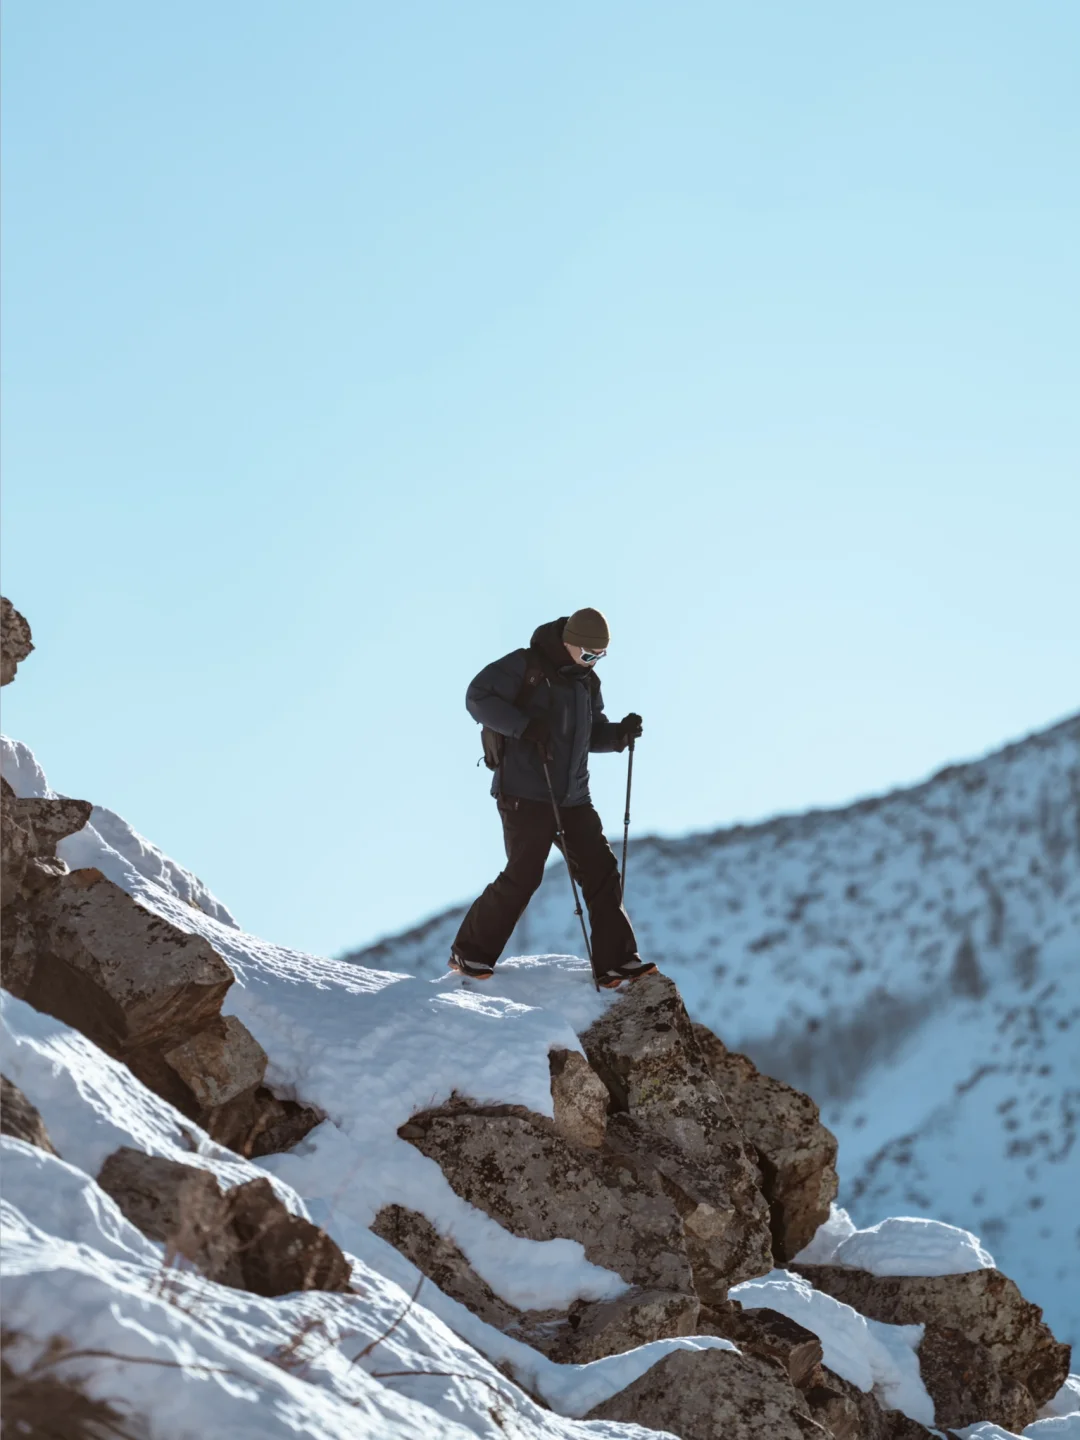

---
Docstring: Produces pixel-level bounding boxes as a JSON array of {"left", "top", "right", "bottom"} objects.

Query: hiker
[{"left": 450, "top": 608, "right": 655, "bottom": 990}]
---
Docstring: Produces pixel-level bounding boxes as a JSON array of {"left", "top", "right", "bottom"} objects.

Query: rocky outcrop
[
  {"left": 399, "top": 1101, "right": 694, "bottom": 1296},
  {"left": 394, "top": 1093, "right": 710, "bottom": 1363},
  {"left": 794, "top": 1264, "right": 1071, "bottom": 1413},
  {"left": 381, "top": 984, "right": 789, "bottom": 1380},
  {"left": 694, "top": 1021, "right": 839, "bottom": 1261},
  {"left": 8, "top": 864, "right": 297, "bottom": 1155},
  {"left": 97, "top": 1147, "right": 351, "bottom": 1296},
  {"left": 586, "top": 1344, "right": 830, "bottom": 1438},
  {"left": 581, "top": 973, "right": 774, "bottom": 1291},
  {"left": 0, "top": 1074, "right": 59, "bottom": 1155},
  {"left": 0, "top": 597, "right": 33, "bottom": 685}
]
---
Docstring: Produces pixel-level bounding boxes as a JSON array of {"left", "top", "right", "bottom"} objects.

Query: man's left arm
[{"left": 589, "top": 680, "right": 642, "bottom": 753}]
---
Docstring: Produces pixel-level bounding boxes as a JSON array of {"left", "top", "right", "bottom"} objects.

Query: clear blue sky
[{"left": 2, "top": 2, "right": 1077, "bottom": 959}]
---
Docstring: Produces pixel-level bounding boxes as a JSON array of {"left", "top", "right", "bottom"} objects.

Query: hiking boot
[
  {"left": 448, "top": 950, "right": 495, "bottom": 981},
  {"left": 597, "top": 957, "right": 658, "bottom": 989}
]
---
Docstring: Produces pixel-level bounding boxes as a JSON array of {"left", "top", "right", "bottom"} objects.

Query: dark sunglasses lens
[{"left": 581, "top": 649, "right": 605, "bottom": 664}]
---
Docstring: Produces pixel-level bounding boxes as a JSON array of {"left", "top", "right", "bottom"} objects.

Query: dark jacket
[{"left": 466, "top": 617, "right": 625, "bottom": 806}]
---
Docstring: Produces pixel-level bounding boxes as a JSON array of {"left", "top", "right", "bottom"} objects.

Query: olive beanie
[{"left": 563, "top": 608, "right": 610, "bottom": 651}]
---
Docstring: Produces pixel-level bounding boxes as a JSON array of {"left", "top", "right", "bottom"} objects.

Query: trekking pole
[
  {"left": 541, "top": 758, "right": 597, "bottom": 990},
  {"left": 621, "top": 736, "right": 635, "bottom": 894}
]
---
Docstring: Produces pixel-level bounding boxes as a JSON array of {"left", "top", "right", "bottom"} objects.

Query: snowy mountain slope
[{"left": 346, "top": 715, "right": 1080, "bottom": 1345}]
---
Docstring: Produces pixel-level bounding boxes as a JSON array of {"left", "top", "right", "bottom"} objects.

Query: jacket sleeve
[
  {"left": 466, "top": 649, "right": 532, "bottom": 739},
  {"left": 589, "top": 679, "right": 626, "bottom": 752}
]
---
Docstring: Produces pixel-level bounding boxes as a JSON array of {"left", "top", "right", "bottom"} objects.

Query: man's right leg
[{"left": 451, "top": 796, "right": 555, "bottom": 973}]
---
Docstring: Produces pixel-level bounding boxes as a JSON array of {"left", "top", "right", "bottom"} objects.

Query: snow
[
  {"left": 795, "top": 1207, "right": 997, "bottom": 1274},
  {"left": 1042, "top": 1378, "right": 1080, "bottom": 1421},
  {"left": 958, "top": 1419, "right": 1080, "bottom": 1440},
  {"left": 731, "top": 1268, "right": 935, "bottom": 1426},
  {"left": 793, "top": 1202, "right": 858, "bottom": 1263}
]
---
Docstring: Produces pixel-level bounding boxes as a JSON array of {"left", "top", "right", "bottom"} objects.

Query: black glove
[
  {"left": 522, "top": 716, "right": 553, "bottom": 758},
  {"left": 620, "top": 712, "right": 643, "bottom": 742}
]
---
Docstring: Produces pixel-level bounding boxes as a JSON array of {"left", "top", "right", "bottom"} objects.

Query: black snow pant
[{"left": 453, "top": 795, "right": 640, "bottom": 981}]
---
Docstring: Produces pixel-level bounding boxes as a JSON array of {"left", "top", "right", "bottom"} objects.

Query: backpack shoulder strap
[{"left": 513, "top": 647, "right": 550, "bottom": 709}]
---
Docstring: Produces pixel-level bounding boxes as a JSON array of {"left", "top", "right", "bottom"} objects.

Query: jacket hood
[{"left": 531, "top": 616, "right": 574, "bottom": 671}]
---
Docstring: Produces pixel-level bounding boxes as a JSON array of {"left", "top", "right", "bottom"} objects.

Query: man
[{"left": 450, "top": 607, "right": 655, "bottom": 989}]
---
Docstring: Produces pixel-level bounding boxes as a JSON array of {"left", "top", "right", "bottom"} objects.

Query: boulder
[
  {"left": 1, "top": 780, "right": 90, "bottom": 911},
  {"left": 549, "top": 1047, "right": 608, "bottom": 1148},
  {"left": 802, "top": 1365, "right": 946, "bottom": 1440},
  {"left": 694, "top": 1021, "right": 839, "bottom": 1261},
  {"left": 243, "top": 1091, "right": 324, "bottom": 1159},
  {"left": 793, "top": 1264, "right": 1070, "bottom": 1409},
  {"left": 163, "top": 1014, "right": 268, "bottom": 1111},
  {"left": 399, "top": 1102, "right": 695, "bottom": 1296},
  {"left": 586, "top": 1344, "right": 830, "bottom": 1438},
  {"left": 803, "top": 1372, "right": 864, "bottom": 1440},
  {"left": 97, "top": 1147, "right": 244, "bottom": 1286},
  {"left": 703, "top": 1301, "right": 823, "bottom": 1390},
  {"left": 23, "top": 868, "right": 234, "bottom": 1057},
  {"left": 581, "top": 972, "right": 773, "bottom": 1287},
  {"left": 0, "top": 1074, "right": 59, "bottom": 1155},
  {"left": 918, "top": 1324, "right": 1037, "bottom": 1432},
  {"left": 550, "top": 1288, "right": 700, "bottom": 1364},
  {"left": 1, "top": 597, "right": 33, "bottom": 685},
  {"left": 13, "top": 796, "right": 93, "bottom": 857},
  {"left": 98, "top": 1148, "right": 352, "bottom": 1297},
  {"left": 200, "top": 1083, "right": 325, "bottom": 1158},
  {"left": 227, "top": 1178, "right": 352, "bottom": 1296}
]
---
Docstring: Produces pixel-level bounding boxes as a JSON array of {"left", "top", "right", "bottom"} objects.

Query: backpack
[
  {"left": 480, "top": 649, "right": 549, "bottom": 771},
  {"left": 480, "top": 648, "right": 601, "bottom": 771}
]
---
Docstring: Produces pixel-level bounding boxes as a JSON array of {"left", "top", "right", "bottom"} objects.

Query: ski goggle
[{"left": 579, "top": 648, "right": 607, "bottom": 665}]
